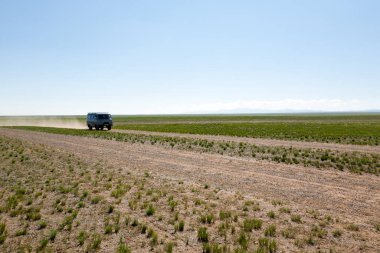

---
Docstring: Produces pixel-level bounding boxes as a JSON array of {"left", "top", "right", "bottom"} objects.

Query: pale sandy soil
[
  {"left": 1, "top": 129, "right": 379, "bottom": 222},
  {"left": 0, "top": 128, "right": 379, "bottom": 252}
]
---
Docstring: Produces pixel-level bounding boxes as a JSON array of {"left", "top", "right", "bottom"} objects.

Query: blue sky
[{"left": 0, "top": 0, "right": 379, "bottom": 115}]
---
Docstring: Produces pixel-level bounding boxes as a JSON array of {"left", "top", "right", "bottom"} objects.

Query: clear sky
[{"left": 0, "top": 0, "right": 379, "bottom": 115}]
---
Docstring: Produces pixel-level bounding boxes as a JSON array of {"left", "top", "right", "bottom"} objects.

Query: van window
[{"left": 98, "top": 114, "right": 110, "bottom": 119}]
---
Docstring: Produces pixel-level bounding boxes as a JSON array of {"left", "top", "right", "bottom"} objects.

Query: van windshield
[{"left": 98, "top": 114, "right": 110, "bottom": 119}]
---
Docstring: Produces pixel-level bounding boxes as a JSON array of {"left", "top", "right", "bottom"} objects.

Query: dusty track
[
  {"left": 0, "top": 128, "right": 379, "bottom": 225},
  {"left": 114, "top": 129, "right": 380, "bottom": 154}
]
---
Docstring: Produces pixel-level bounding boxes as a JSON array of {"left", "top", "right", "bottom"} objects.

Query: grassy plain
[
  {"left": 3, "top": 113, "right": 380, "bottom": 146},
  {"left": 115, "top": 121, "right": 380, "bottom": 146},
  {"left": 8, "top": 126, "right": 380, "bottom": 175},
  {"left": 1, "top": 113, "right": 380, "bottom": 252}
]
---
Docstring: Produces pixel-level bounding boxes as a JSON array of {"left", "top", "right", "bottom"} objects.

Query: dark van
[{"left": 87, "top": 113, "right": 113, "bottom": 130}]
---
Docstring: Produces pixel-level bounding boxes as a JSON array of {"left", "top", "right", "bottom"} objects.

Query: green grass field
[
  {"left": 113, "top": 113, "right": 380, "bottom": 123},
  {"left": 115, "top": 122, "right": 380, "bottom": 146}
]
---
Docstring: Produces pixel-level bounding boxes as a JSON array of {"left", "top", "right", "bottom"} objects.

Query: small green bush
[
  {"left": 117, "top": 239, "right": 131, "bottom": 253},
  {"left": 198, "top": 227, "right": 209, "bottom": 242},
  {"left": 203, "top": 243, "right": 228, "bottom": 253},
  {"left": 77, "top": 231, "right": 87, "bottom": 246},
  {"left": 48, "top": 229, "right": 57, "bottom": 241},
  {"left": 290, "top": 214, "right": 302, "bottom": 223},
  {"left": 257, "top": 237, "right": 277, "bottom": 253},
  {"left": 165, "top": 242, "right": 174, "bottom": 253},
  {"left": 38, "top": 220, "right": 47, "bottom": 230},
  {"left": 86, "top": 233, "right": 101, "bottom": 252},
  {"left": 264, "top": 224, "right": 276, "bottom": 237},
  {"left": 332, "top": 229, "right": 342, "bottom": 238},
  {"left": 237, "top": 232, "right": 248, "bottom": 250},
  {"left": 175, "top": 220, "right": 185, "bottom": 232},
  {"left": 15, "top": 228, "right": 27, "bottom": 236},
  {"left": 267, "top": 211, "right": 276, "bottom": 219},
  {"left": 243, "top": 218, "right": 262, "bottom": 232},
  {"left": 346, "top": 223, "right": 359, "bottom": 231},
  {"left": 146, "top": 205, "right": 155, "bottom": 216},
  {"left": 91, "top": 196, "right": 101, "bottom": 204}
]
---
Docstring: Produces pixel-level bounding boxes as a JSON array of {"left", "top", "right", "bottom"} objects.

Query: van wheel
[
  {"left": 88, "top": 126, "right": 93, "bottom": 130},
  {"left": 95, "top": 126, "right": 100, "bottom": 130},
  {"left": 100, "top": 126, "right": 104, "bottom": 130},
  {"left": 107, "top": 126, "right": 112, "bottom": 131}
]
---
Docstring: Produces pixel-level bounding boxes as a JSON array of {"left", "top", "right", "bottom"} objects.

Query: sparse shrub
[
  {"left": 305, "top": 234, "right": 315, "bottom": 245},
  {"left": 117, "top": 239, "right": 131, "bottom": 253},
  {"left": 131, "top": 218, "right": 139, "bottom": 227},
  {"left": 150, "top": 231, "right": 158, "bottom": 246},
  {"left": 86, "top": 233, "right": 101, "bottom": 252},
  {"left": 267, "top": 211, "right": 276, "bottom": 219},
  {"left": 78, "top": 201, "right": 85, "bottom": 208},
  {"left": 168, "top": 200, "right": 177, "bottom": 212},
  {"left": 203, "top": 243, "right": 228, "bottom": 253},
  {"left": 25, "top": 207, "right": 41, "bottom": 221},
  {"left": 219, "top": 211, "right": 232, "bottom": 220},
  {"left": 146, "top": 204, "right": 155, "bottom": 216},
  {"left": 38, "top": 238, "right": 49, "bottom": 251},
  {"left": 279, "top": 207, "right": 291, "bottom": 214},
  {"left": 200, "top": 213, "right": 214, "bottom": 224},
  {"left": 80, "top": 191, "right": 88, "bottom": 200},
  {"left": 281, "top": 227, "right": 296, "bottom": 239},
  {"left": 60, "top": 211, "right": 78, "bottom": 231},
  {"left": 105, "top": 223, "right": 113, "bottom": 234},
  {"left": 198, "top": 227, "right": 209, "bottom": 242},
  {"left": 175, "top": 220, "right": 185, "bottom": 232},
  {"left": 147, "top": 228, "right": 154, "bottom": 238},
  {"left": 48, "top": 229, "right": 57, "bottom": 241},
  {"left": 124, "top": 216, "right": 130, "bottom": 226},
  {"left": 237, "top": 232, "right": 248, "bottom": 250},
  {"left": 107, "top": 205, "right": 114, "bottom": 214},
  {"left": 77, "top": 231, "right": 87, "bottom": 246},
  {"left": 243, "top": 218, "right": 262, "bottom": 232},
  {"left": 264, "top": 224, "right": 276, "bottom": 237},
  {"left": 257, "top": 237, "right": 277, "bottom": 253},
  {"left": 271, "top": 200, "right": 283, "bottom": 206},
  {"left": 290, "top": 214, "right": 302, "bottom": 223},
  {"left": 91, "top": 196, "right": 101, "bottom": 204},
  {"left": 15, "top": 228, "right": 27, "bottom": 236},
  {"left": 311, "top": 225, "right": 327, "bottom": 238},
  {"left": 38, "top": 220, "right": 47, "bottom": 230},
  {"left": 346, "top": 223, "right": 359, "bottom": 231},
  {"left": 165, "top": 242, "right": 174, "bottom": 253},
  {"left": 6, "top": 195, "right": 18, "bottom": 210},
  {"left": 111, "top": 184, "right": 129, "bottom": 199},
  {"left": 332, "top": 229, "right": 342, "bottom": 238},
  {"left": 140, "top": 224, "right": 147, "bottom": 234}
]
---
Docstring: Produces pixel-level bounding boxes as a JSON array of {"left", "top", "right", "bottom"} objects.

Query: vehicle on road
[{"left": 87, "top": 113, "right": 113, "bottom": 130}]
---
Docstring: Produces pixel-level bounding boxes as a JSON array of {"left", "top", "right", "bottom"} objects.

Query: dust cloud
[{"left": 0, "top": 117, "right": 86, "bottom": 129}]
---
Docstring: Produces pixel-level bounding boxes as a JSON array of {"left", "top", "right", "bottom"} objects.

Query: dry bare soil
[{"left": 0, "top": 128, "right": 379, "bottom": 253}]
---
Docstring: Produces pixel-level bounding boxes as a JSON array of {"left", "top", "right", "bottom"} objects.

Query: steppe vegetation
[
  {"left": 115, "top": 122, "right": 380, "bottom": 146},
  {"left": 10, "top": 126, "right": 380, "bottom": 175},
  {"left": 1, "top": 114, "right": 380, "bottom": 252},
  {"left": 1, "top": 135, "right": 378, "bottom": 252}
]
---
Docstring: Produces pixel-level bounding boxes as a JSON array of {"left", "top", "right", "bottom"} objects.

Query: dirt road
[
  {"left": 1, "top": 128, "right": 379, "bottom": 227},
  {"left": 114, "top": 129, "right": 380, "bottom": 154}
]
